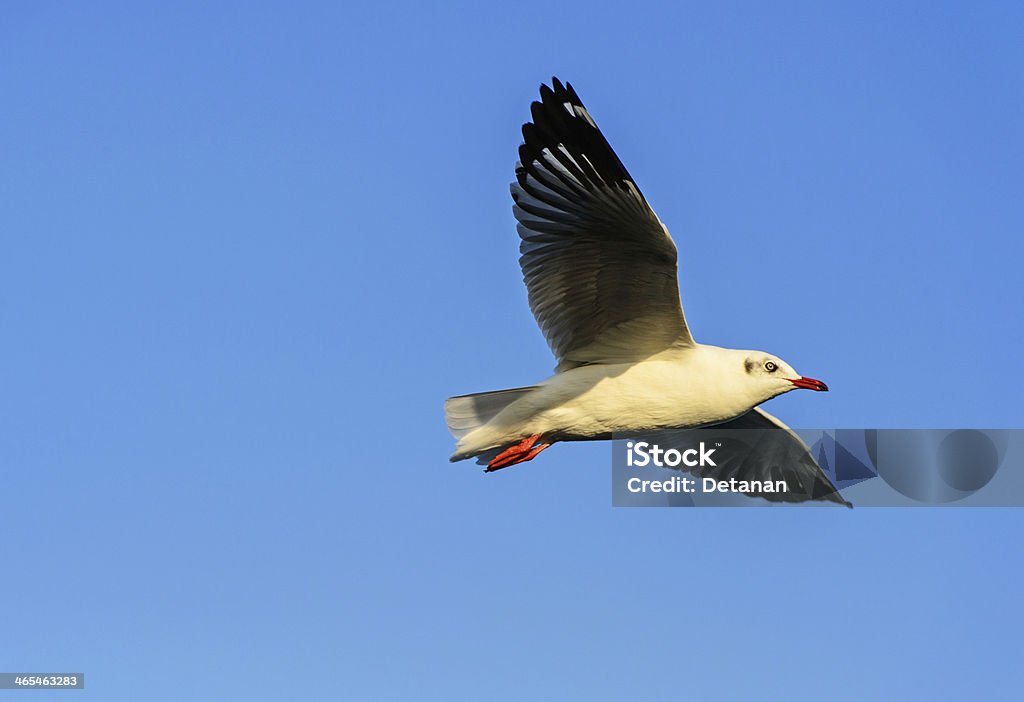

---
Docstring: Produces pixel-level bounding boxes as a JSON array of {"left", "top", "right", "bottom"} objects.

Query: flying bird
[{"left": 445, "top": 78, "right": 848, "bottom": 507}]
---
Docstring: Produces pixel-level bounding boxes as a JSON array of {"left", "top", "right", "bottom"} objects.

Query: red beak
[{"left": 789, "top": 376, "right": 829, "bottom": 392}]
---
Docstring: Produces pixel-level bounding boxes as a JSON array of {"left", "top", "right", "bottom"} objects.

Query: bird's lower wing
[{"left": 654, "top": 408, "right": 850, "bottom": 507}]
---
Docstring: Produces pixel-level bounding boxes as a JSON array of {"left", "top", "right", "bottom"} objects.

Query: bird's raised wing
[
  {"left": 656, "top": 408, "right": 850, "bottom": 506},
  {"left": 512, "top": 78, "right": 693, "bottom": 372}
]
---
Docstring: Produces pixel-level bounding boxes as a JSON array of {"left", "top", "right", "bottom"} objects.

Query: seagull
[{"left": 445, "top": 78, "right": 848, "bottom": 507}]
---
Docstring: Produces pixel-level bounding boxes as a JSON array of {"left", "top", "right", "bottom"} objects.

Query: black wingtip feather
[
  {"left": 564, "top": 81, "right": 583, "bottom": 106},
  {"left": 519, "top": 77, "right": 640, "bottom": 199}
]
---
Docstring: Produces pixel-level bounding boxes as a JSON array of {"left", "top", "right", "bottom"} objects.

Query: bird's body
[
  {"left": 445, "top": 77, "right": 848, "bottom": 506},
  {"left": 451, "top": 346, "right": 780, "bottom": 461}
]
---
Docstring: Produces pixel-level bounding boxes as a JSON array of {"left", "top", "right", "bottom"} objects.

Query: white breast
[{"left": 534, "top": 353, "right": 756, "bottom": 436}]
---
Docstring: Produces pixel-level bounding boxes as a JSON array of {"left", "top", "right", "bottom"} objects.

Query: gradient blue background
[{"left": 3, "top": 2, "right": 1022, "bottom": 699}]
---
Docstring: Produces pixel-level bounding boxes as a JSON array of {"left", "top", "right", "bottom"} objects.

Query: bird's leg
[
  {"left": 487, "top": 441, "right": 550, "bottom": 471},
  {"left": 489, "top": 434, "right": 541, "bottom": 466},
  {"left": 486, "top": 434, "right": 550, "bottom": 472}
]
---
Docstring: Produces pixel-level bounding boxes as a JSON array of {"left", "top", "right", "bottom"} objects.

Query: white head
[{"left": 734, "top": 349, "right": 829, "bottom": 403}]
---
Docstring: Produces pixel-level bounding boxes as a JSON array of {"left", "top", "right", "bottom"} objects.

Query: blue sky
[{"left": 2, "top": 1, "right": 1022, "bottom": 699}]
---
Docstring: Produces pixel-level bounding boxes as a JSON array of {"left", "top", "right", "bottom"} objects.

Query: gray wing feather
[{"left": 654, "top": 408, "right": 851, "bottom": 507}]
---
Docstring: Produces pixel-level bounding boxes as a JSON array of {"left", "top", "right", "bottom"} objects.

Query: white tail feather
[{"left": 444, "top": 386, "right": 537, "bottom": 442}]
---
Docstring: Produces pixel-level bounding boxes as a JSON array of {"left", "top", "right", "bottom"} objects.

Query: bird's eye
[{"left": 764, "top": 361, "right": 777, "bottom": 372}]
